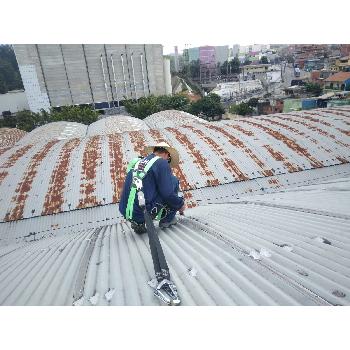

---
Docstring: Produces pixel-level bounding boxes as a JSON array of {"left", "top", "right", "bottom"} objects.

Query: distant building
[
  {"left": 13, "top": 44, "right": 168, "bottom": 112},
  {"left": 340, "top": 44, "right": 350, "bottom": 57},
  {"left": 232, "top": 44, "right": 239, "bottom": 56},
  {"left": 324, "top": 72, "right": 350, "bottom": 90},
  {"left": 242, "top": 64, "right": 270, "bottom": 77},
  {"left": 304, "top": 58, "right": 324, "bottom": 72},
  {"left": 199, "top": 46, "right": 217, "bottom": 82},
  {"left": 310, "top": 70, "right": 333, "bottom": 86},
  {"left": 174, "top": 46, "right": 180, "bottom": 72},
  {"left": 0, "top": 90, "right": 29, "bottom": 115},
  {"left": 188, "top": 47, "right": 200, "bottom": 62},
  {"left": 257, "top": 99, "right": 284, "bottom": 115},
  {"left": 214, "top": 46, "right": 229, "bottom": 65},
  {"left": 331, "top": 56, "right": 350, "bottom": 72}
]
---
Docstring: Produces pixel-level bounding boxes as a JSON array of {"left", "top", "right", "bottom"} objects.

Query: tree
[
  {"left": 188, "top": 93, "right": 224, "bottom": 118},
  {"left": 244, "top": 57, "right": 251, "bottom": 65},
  {"left": 50, "top": 105, "right": 99, "bottom": 124},
  {"left": 0, "top": 105, "right": 99, "bottom": 131},
  {"left": 247, "top": 97, "right": 259, "bottom": 107},
  {"left": 260, "top": 56, "right": 269, "bottom": 64},
  {"left": 229, "top": 102, "right": 253, "bottom": 116},
  {"left": 230, "top": 56, "right": 240, "bottom": 73},
  {"left": 305, "top": 83, "right": 323, "bottom": 96}
]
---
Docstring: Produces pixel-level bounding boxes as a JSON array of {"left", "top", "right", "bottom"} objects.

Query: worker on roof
[{"left": 119, "top": 142, "right": 185, "bottom": 234}]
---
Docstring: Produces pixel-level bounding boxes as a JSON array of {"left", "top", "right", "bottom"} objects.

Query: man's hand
[{"left": 178, "top": 204, "right": 185, "bottom": 215}]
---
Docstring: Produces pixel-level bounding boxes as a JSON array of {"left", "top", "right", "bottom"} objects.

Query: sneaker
[
  {"left": 159, "top": 217, "right": 177, "bottom": 229},
  {"left": 131, "top": 222, "right": 147, "bottom": 235}
]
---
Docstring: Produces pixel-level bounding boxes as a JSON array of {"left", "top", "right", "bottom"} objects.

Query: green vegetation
[
  {"left": 0, "top": 45, "right": 23, "bottom": 94},
  {"left": 220, "top": 56, "right": 241, "bottom": 75},
  {"left": 188, "top": 93, "right": 225, "bottom": 118},
  {"left": 305, "top": 82, "right": 323, "bottom": 96},
  {"left": 260, "top": 56, "right": 269, "bottom": 64},
  {"left": 124, "top": 93, "right": 224, "bottom": 120},
  {"left": 247, "top": 97, "right": 259, "bottom": 107},
  {"left": 229, "top": 102, "right": 254, "bottom": 116},
  {"left": 124, "top": 94, "right": 190, "bottom": 119},
  {"left": 0, "top": 105, "right": 99, "bottom": 132}
]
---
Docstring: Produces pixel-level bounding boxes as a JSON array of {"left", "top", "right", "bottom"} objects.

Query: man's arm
[{"left": 154, "top": 159, "right": 184, "bottom": 210}]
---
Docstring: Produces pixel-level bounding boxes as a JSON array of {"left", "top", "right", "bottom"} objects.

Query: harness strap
[{"left": 125, "top": 156, "right": 161, "bottom": 220}]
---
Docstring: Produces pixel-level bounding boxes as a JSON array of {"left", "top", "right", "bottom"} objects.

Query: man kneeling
[{"left": 119, "top": 142, "right": 185, "bottom": 234}]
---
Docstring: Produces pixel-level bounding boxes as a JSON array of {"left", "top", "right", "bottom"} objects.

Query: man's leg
[{"left": 159, "top": 176, "right": 180, "bottom": 229}]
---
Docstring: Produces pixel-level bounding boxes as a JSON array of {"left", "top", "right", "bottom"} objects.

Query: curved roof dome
[
  {"left": 18, "top": 122, "right": 87, "bottom": 144},
  {"left": 87, "top": 115, "right": 149, "bottom": 136},
  {"left": 0, "top": 128, "right": 27, "bottom": 148},
  {"left": 144, "top": 110, "right": 208, "bottom": 129},
  {"left": 0, "top": 107, "right": 349, "bottom": 223}
]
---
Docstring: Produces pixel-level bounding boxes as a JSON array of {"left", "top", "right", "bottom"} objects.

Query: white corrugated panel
[
  {"left": 1, "top": 177, "right": 349, "bottom": 306},
  {"left": 87, "top": 115, "right": 149, "bottom": 136}
]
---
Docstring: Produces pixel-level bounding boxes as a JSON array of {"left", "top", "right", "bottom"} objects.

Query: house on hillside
[{"left": 324, "top": 72, "right": 350, "bottom": 91}]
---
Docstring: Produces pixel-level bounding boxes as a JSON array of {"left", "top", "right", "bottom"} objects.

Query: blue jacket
[{"left": 119, "top": 153, "right": 184, "bottom": 223}]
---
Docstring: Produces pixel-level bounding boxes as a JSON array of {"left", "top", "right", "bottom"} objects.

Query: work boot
[
  {"left": 159, "top": 217, "right": 177, "bottom": 229},
  {"left": 131, "top": 222, "right": 147, "bottom": 235}
]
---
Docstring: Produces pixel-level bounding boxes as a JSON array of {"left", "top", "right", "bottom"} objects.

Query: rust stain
[
  {"left": 0, "top": 128, "right": 27, "bottom": 148},
  {"left": 261, "top": 116, "right": 332, "bottom": 154},
  {"left": 281, "top": 114, "right": 349, "bottom": 148},
  {"left": 336, "top": 156, "right": 348, "bottom": 164},
  {"left": 0, "top": 147, "right": 11, "bottom": 156},
  {"left": 42, "top": 138, "right": 81, "bottom": 215},
  {"left": 327, "top": 108, "right": 350, "bottom": 115},
  {"left": 108, "top": 134, "right": 127, "bottom": 203},
  {"left": 168, "top": 127, "right": 220, "bottom": 186},
  {"left": 268, "top": 178, "right": 281, "bottom": 188},
  {"left": 129, "top": 130, "right": 148, "bottom": 157},
  {"left": 77, "top": 136, "right": 101, "bottom": 209},
  {"left": 241, "top": 120, "right": 324, "bottom": 168},
  {"left": 302, "top": 112, "right": 332, "bottom": 126},
  {"left": 225, "top": 123, "right": 255, "bottom": 136},
  {"left": 203, "top": 123, "right": 274, "bottom": 177},
  {"left": 182, "top": 125, "right": 248, "bottom": 181},
  {"left": 263, "top": 145, "right": 302, "bottom": 172},
  {"left": 5, "top": 140, "right": 58, "bottom": 222},
  {"left": 0, "top": 144, "right": 33, "bottom": 186}
]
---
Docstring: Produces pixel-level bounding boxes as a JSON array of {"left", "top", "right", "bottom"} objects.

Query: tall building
[
  {"left": 214, "top": 46, "right": 229, "bottom": 65},
  {"left": 232, "top": 44, "right": 240, "bottom": 57},
  {"left": 199, "top": 46, "right": 216, "bottom": 82},
  {"left": 13, "top": 44, "right": 168, "bottom": 112},
  {"left": 174, "top": 46, "right": 180, "bottom": 72}
]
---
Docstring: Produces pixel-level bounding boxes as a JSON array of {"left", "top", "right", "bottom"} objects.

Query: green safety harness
[{"left": 125, "top": 156, "right": 165, "bottom": 221}]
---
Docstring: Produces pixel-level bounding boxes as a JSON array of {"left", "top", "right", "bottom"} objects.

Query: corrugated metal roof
[
  {"left": 17, "top": 121, "right": 87, "bottom": 144},
  {"left": 87, "top": 115, "right": 149, "bottom": 136},
  {"left": 0, "top": 128, "right": 27, "bottom": 150},
  {"left": 0, "top": 107, "right": 349, "bottom": 223},
  {"left": 1, "top": 163, "right": 349, "bottom": 243},
  {"left": 0, "top": 177, "right": 349, "bottom": 306},
  {"left": 144, "top": 110, "right": 208, "bottom": 129}
]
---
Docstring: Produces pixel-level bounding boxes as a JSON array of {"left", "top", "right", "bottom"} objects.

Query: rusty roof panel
[
  {"left": 0, "top": 107, "right": 349, "bottom": 223},
  {"left": 0, "top": 128, "right": 27, "bottom": 148}
]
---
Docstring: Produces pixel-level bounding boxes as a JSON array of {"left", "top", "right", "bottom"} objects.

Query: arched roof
[
  {"left": 144, "top": 110, "right": 208, "bottom": 129},
  {"left": 87, "top": 115, "right": 149, "bottom": 136},
  {"left": 0, "top": 107, "right": 349, "bottom": 222},
  {"left": 18, "top": 121, "right": 87, "bottom": 144}
]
